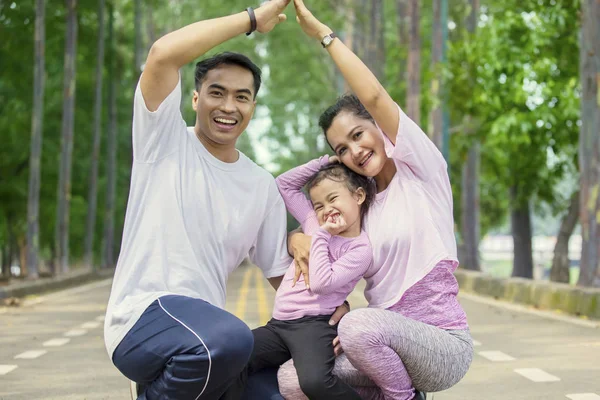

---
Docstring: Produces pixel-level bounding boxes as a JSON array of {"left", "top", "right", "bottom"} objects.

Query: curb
[
  {"left": 455, "top": 269, "right": 600, "bottom": 320},
  {"left": 0, "top": 268, "right": 115, "bottom": 300}
]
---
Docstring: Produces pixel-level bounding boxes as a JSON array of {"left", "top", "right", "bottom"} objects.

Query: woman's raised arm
[{"left": 293, "top": 0, "right": 400, "bottom": 144}]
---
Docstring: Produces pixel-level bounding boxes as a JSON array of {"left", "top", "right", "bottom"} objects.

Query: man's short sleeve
[
  {"left": 132, "top": 73, "right": 186, "bottom": 163},
  {"left": 249, "top": 187, "right": 292, "bottom": 279}
]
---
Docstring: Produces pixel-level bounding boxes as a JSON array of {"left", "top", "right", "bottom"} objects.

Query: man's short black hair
[{"left": 195, "top": 52, "right": 262, "bottom": 98}]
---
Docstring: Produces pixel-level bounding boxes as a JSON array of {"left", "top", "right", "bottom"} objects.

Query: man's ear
[
  {"left": 192, "top": 90, "right": 199, "bottom": 111},
  {"left": 354, "top": 187, "right": 366, "bottom": 205}
]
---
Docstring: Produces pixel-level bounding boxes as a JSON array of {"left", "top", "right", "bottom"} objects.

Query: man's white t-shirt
[{"left": 104, "top": 76, "right": 291, "bottom": 357}]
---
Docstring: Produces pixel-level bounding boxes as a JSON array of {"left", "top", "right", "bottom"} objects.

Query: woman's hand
[
  {"left": 293, "top": 0, "right": 332, "bottom": 40},
  {"left": 289, "top": 230, "right": 312, "bottom": 288},
  {"left": 255, "top": 0, "right": 290, "bottom": 34},
  {"left": 328, "top": 155, "right": 340, "bottom": 164}
]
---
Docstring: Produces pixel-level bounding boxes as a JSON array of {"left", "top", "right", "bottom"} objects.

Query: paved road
[{"left": 1, "top": 265, "right": 599, "bottom": 400}]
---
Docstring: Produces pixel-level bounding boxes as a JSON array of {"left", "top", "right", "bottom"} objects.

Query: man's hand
[
  {"left": 289, "top": 231, "right": 311, "bottom": 288},
  {"left": 255, "top": 0, "right": 291, "bottom": 34},
  {"left": 322, "top": 213, "right": 347, "bottom": 236}
]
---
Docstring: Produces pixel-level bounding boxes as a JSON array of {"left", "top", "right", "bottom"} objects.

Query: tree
[
  {"left": 55, "top": 0, "right": 78, "bottom": 273},
  {"left": 459, "top": 0, "right": 481, "bottom": 272},
  {"left": 550, "top": 190, "right": 579, "bottom": 283},
  {"left": 26, "top": 0, "right": 46, "bottom": 279},
  {"left": 428, "top": 0, "right": 447, "bottom": 150},
  {"left": 578, "top": 0, "right": 600, "bottom": 287},
  {"left": 405, "top": 0, "right": 421, "bottom": 122},
  {"left": 102, "top": 1, "right": 117, "bottom": 268},
  {"left": 84, "top": 0, "right": 106, "bottom": 268}
]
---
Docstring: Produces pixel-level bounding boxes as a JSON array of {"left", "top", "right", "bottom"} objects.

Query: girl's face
[
  {"left": 308, "top": 178, "right": 365, "bottom": 231},
  {"left": 325, "top": 111, "right": 387, "bottom": 178}
]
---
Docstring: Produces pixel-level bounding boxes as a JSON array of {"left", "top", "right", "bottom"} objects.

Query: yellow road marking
[
  {"left": 254, "top": 269, "right": 270, "bottom": 325},
  {"left": 235, "top": 267, "right": 254, "bottom": 320}
]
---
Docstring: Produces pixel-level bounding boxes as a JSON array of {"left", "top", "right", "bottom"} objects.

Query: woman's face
[{"left": 325, "top": 111, "right": 387, "bottom": 178}]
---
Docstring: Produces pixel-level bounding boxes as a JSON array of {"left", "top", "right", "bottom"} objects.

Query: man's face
[{"left": 193, "top": 64, "right": 257, "bottom": 149}]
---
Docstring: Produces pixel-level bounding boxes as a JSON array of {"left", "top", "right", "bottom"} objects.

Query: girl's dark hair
[
  {"left": 305, "top": 163, "right": 376, "bottom": 222},
  {"left": 195, "top": 52, "right": 262, "bottom": 98},
  {"left": 319, "top": 94, "right": 374, "bottom": 138}
]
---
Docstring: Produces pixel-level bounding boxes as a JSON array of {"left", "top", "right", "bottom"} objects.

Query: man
[{"left": 103, "top": 2, "right": 337, "bottom": 399}]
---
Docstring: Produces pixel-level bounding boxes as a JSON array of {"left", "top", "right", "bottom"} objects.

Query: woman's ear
[{"left": 354, "top": 187, "right": 366, "bottom": 205}]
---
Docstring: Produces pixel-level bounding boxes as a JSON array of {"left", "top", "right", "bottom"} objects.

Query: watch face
[{"left": 323, "top": 36, "right": 333, "bottom": 46}]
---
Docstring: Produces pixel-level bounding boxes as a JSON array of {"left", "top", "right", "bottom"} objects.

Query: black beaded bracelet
[{"left": 246, "top": 7, "right": 257, "bottom": 36}]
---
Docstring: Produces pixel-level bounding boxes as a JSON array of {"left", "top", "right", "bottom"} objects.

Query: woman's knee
[
  {"left": 278, "top": 361, "right": 308, "bottom": 400},
  {"left": 338, "top": 308, "right": 378, "bottom": 346}
]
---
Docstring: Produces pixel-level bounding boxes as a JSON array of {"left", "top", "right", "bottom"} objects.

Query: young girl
[
  {"left": 224, "top": 158, "right": 375, "bottom": 400},
  {"left": 278, "top": 1, "right": 474, "bottom": 400}
]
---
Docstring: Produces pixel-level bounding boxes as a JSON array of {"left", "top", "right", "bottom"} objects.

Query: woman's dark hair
[
  {"left": 195, "top": 52, "right": 262, "bottom": 98},
  {"left": 319, "top": 94, "right": 374, "bottom": 139},
  {"left": 305, "top": 163, "right": 376, "bottom": 222}
]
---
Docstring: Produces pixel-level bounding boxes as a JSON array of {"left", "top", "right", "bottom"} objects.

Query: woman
[{"left": 277, "top": 1, "right": 474, "bottom": 399}]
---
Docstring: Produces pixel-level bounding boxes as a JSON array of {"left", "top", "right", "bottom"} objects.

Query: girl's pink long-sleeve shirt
[{"left": 272, "top": 157, "right": 373, "bottom": 321}]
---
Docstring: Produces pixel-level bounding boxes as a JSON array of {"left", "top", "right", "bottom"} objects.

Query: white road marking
[
  {"left": 43, "top": 338, "right": 71, "bottom": 347},
  {"left": 95, "top": 315, "right": 105, "bottom": 322},
  {"left": 0, "top": 365, "right": 18, "bottom": 375},
  {"left": 64, "top": 329, "right": 87, "bottom": 337},
  {"left": 472, "top": 340, "right": 482, "bottom": 346},
  {"left": 478, "top": 351, "right": 515, "bottom": 362},
  {"left": 514, "top": 368, "right": 560, "bottom": 382},
  {"left": 14, "top": 350, "right": 47, "bottom": 360},
  {"left": 81, "top": 321, "right": 100, "bottom": 329},
  {"left": 566, "top": 395, "right": 600, "bottom": 400}
]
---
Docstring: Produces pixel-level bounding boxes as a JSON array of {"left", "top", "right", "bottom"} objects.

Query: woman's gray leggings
[{"left": 277, "top": 308, "right": 473, "bottom": 400}]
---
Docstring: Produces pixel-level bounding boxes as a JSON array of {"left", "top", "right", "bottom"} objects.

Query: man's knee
[{"left": 211, "top": 318, "right": 254, "bottom": 377}]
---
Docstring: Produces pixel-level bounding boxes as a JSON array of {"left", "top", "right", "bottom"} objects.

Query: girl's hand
[
  {"left": 322, "top": 213, "right": 347, "bottom": 236},
  {"left": 293, "top": 0, "right": 332, "bottom": 40},
  {"left": 328, "top": 155, "right": 340, "bottom": 164},
  {"left": 255, "top": 0, "right": 291, "bottom": 34}
]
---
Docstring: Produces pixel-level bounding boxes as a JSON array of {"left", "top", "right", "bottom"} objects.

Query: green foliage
[{"left": 0, "top": 0, "right": 585, "bottom": 272}]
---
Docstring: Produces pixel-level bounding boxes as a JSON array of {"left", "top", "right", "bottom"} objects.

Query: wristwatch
[{"left": 321, "top": 32, "right": 337, "bottom": 48}]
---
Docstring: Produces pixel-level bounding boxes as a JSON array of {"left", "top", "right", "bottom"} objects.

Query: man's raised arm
[{"left": 140, "top": 0, "right": 290, "bottom": 111}]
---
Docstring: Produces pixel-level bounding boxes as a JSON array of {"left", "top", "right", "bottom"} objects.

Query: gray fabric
[{"left": 278, "top": 308, "right": 473, "bottom": 400}]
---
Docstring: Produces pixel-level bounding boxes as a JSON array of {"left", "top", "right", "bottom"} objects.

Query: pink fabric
[
  {"left": 362, "top": 104, "right": 459, "bottom": 311},
  {"left": 387, "top": 260, "right": 468, "bottom": 329},
  {"left": 273, "top": 158, "right": 373, "bottom": 320}
]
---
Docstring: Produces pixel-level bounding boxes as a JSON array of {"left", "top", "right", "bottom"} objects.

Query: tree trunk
[
  {"left": 84, "top": 0, "right": 106, "bottom": 268},
  {"left": 103, "top": 2, "right": 117, "bottom": 269},
  {"left": 405, "top": 0, "right": 420, "bottom": 123},
  {"left": 26, "top": 0, "right": 45, "bottom": 280},
  {"left": 428, "top": 0, "right": 443, "bottom": 149},
  {"left": 146, "top": 2, "right": 156, "bottom": 48},
  {"left": 510, "top": 186, "right": 534, "bottom": 279},
  {"left": 461, "top": 141, "right": 481, "bottom": 271},
  {"left": 577, "top": 0, "right": 600, "bottom": 287},
  {"left": 134, "top": 0, "right": 143, "bottom": 74},
  {"left": 55, "top": 0, "right": 78, "bottom": 274},
  {"left": 396, "top": 0, "right": 408, "bottom": 49},
  {"left": 369, "top": 0, "right": 385, "bottom": 80},
  {"left": 459, "top": 0, "right": 480, "bottom": 272},
  {"left": 550, "top": 190, "right": 579, "bottom": 283}
]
